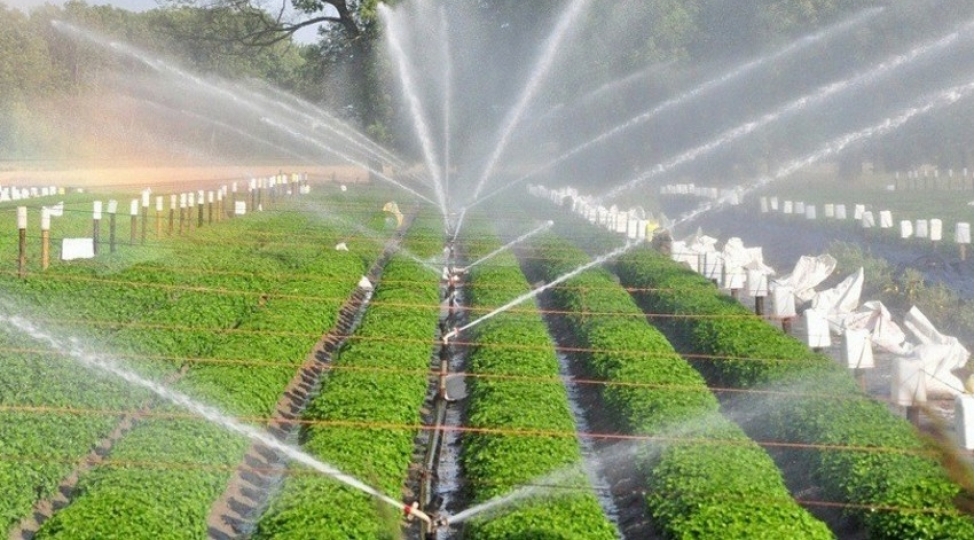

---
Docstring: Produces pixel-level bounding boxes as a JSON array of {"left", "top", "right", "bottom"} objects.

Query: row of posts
[
  {"left": 15, "top": 173, "right": 310, "bottom": 277},
  {"left": 761, "top": 197, "right": 972, "bottom": 258},
  {"left": 894, "top": 167, "right": 972, "bottom": 191}
]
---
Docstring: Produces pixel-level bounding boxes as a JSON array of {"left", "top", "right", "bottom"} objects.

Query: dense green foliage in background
[{"left": 3, "top": 0, "right": 969, "bottom": 168}]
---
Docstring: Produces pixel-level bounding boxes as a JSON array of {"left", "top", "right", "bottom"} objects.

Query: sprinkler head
[
  {"left": 443, "top": 328, "right": 460, "bottom": 342},
  {"left": 403, "top": 501, "right": 433, "bottom": 526}
]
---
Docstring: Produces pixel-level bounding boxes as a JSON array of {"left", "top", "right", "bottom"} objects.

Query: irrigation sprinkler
[{"left": 402, "top": 501, "right": 448, "bottom": 534}]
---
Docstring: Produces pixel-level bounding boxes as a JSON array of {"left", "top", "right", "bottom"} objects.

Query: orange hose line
[
  {"left": 0, "top": 329, "right": 840, "bottom": 367},
  {"left": 0, "top": 268, "right": 705, "bottom": 295},
  {"left": 0, "top": 352, "right": 872, "bottom": 402},
  {"left": 0, "top": 405, "right": 936, "bottom": 458},
  {"left": 0, "top": 453, "right": 958, "bottom": 516},
  {"left": 7, "top": 233, "right": 613, "bottom": 263},
  {"left": 0, "top": 282, "right": 764, "bottom": 319}
]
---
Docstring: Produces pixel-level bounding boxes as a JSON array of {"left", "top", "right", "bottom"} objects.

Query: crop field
[{"left": 0, "top": 177, "right": 970, "bottom": 540}]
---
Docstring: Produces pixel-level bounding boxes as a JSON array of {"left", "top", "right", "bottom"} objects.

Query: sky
[{"left": 3, "top": 0, "right": 324, "bottom": 43}]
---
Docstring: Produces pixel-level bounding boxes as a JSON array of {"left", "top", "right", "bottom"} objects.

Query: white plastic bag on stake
[
  {"left": 879, "top": 211, "right": 893, "bottom": 229},
  {"left": 810, "top": 267, "right": 864, "bottom": 332},
  {"left": 892, "top": 356, "right": 926, "bottom": 406},
  {"left": 843, "top": 300, "right": 908, "bottom": 354},
  {"left": 955, "top": 395, "right": 975, "bottom": 450},
  {"left": 915, "top": 219, "right": 928, "bottom": 238},
  {"left": 842, "top": 328, "right": 874, "bottom": 369},
  {"left": 835, "top": 204, "right": 847, "bottom": 220},
  {"left": 796, "top": 309, "right": 831, "bottom": 348},
  {"left": 929, "top": 219, "right": 943, "bottom": 241},
  {"left": 769, "top": 282, "right": 796, "bottom": 318},
  {"left": 900, "top": 220, "right": 913, "bottom": 239},
  {"left": 955, "top": 223, "right": 971, "bottom": 244},
  {"left": 746, "top": 268, "right": 769, "bottom": 297},
  {"left": 824, "top": 203, "right": 834, "bottom": 218},
  {"left": 861, "top": 211, "right": 875, "bottom": 229},
  {"left": 777, "top": 254, "right": 837, "bottom": 303},
  {"left": 902, "top": 306, "right": 970, "bottom": 397}
]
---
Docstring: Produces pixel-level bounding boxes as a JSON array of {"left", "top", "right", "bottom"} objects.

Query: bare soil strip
[{"left": 8, "top": 365, "right": 190, "bottom": 540}]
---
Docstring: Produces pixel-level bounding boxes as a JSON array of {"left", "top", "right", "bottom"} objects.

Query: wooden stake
[
  {"left": 141, "top": 206, "right": 148, "bottom": 244},
  {"left": 17, "top": 206, "right": 27, "bottom": 278},
  {"left": 110, "top": 213, "right": 118, "bottom": 253}
]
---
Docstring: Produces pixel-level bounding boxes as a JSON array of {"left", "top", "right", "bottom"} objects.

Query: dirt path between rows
[{"left": 205, "top": 211, "right": 416, "bottom": 540}]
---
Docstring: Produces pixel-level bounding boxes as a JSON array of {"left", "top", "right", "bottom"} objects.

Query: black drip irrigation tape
[{"left": 204, "top": 211, "right": 419, "bottom": 540}]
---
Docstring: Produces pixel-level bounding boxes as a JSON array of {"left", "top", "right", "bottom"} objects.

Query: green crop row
[
  {"left": 0, "top": 191, "right": 389, "bottom": 537},
  {"left": 458, "top": 219, "right": 618, "bottom": 539},
  {"left": 526, "top": 233, "right": 833, "bottom": 539},
  {"left": 615, "top": 246, "right": 972, "bottom": 539},
  {"left": 253, "top": 210, "right": 443, "bottom": 539}
]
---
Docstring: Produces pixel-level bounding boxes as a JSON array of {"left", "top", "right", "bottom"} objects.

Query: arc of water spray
[
  {"left": 596, "top": 23, "right": 972, "bottom": 203},
  {"left": 131, "top": 97, "right": 318, "bottom": 165},
  {"left": 240, "top": 79, "right": 407, "bottom": 169},
  {"left": 461, "top": 7, "right": 886, "bottom": 212},
  {"left": 307, "top": 201, "right": 442, "bottom": 276},
  {"left": 673, "top": 81, "right": 975, "bottom": 230},
  {"left": 53, "top": 21, "right": 403, "bottom": 181},
  {"left": 0, "top": 312, "right": 407, "bottom": 514},
  {"left": 234, "top": 81, "right": 408, "bottom": 171},
  {"left": 466, "top": 0, "right": 592, "bottom": 204},
  {"left": 449, "top": 240, "right": 639, "bottom": 338},
  {"left": 440, "top": 5, "right": 452, "bottom": 216},
  {"left": 379, "top": 4, "right": 449, "bottom": 230},
  {"left": 261, "top": 117, "right": 437, "bottom": 205},
  {"left": 460, "top": 220, "right": 554, "bottom": 272}
]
